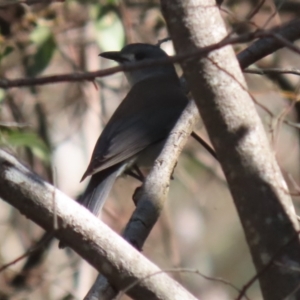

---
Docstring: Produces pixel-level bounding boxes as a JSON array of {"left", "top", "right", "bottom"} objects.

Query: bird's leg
[
  {"left": 133, "top": 165, "right": 145, "bottom": 181},
  {"left": 124, "top": 164, "right": 144, "bottom": 182},
  {"left": 125, "top": 169, "right": 141, "bottom": 181},
  {"left": 170, "top": 162, "right": 177, "bottom": 180},
  {"left": 132, "top": 187, "right": 141, "bottom": 206},
  {"left": 191, "top": 131, "right": 218, "bottom": 160},
  {"left": 129, "top": 165, "right": 145, "bottom": 206}
]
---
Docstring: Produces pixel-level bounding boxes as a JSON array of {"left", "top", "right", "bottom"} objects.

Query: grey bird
[{"left": 79, "top": 43, "right": 189, "bottom": 216}]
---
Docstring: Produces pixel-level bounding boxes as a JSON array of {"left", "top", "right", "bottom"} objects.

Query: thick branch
[
  {"left": 0, "top": 150, "right": 197, "bottom": 300},
  {"left": 161, "top": 1, "right": 300, "bottom": 300},
  {"left": 237, "top": 18, "right": 300, "bottom": 68}
]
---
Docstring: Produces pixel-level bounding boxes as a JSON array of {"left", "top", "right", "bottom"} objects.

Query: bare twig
[
  {"left": 0, "top": 122, "right": 29, "bottom": 128},
  {"left": 0, "top": 33, "right": 255, "bottom": 88},
  {"left": 0, "top": 231, "right": 52, "bottom": 273},
  {"left": 246, "top": 0, "right": 266, "bottom": 21},
  {"left": 0, "top": 0, "right": 64, "bottom": 7},
  {"left": 244, "top": 67, "right": 300, "bottom": 76},
  {"left": 118, "top": 267, "right": 251, "bottom": 300},
  {"left": 1, "top": 22, "right": 300, "bottom": 89},
  {"left": 191, "top": 131, "right": 217, "bottom": 159}
]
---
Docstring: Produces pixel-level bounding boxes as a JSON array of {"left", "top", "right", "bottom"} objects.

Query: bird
[{"left": 79, "top": 43, "right": 189, "bottom": 216}]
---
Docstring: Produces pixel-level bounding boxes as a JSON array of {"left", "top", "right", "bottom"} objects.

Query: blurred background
[{"left": 0, "top": 0, "right": 299, "bottom": 299}]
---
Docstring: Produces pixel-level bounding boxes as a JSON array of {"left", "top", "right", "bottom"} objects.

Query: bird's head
[{"left": 99, "top": 43, "right": 178, "bottom": 86}]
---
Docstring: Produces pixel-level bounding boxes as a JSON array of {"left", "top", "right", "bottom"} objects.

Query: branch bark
[
  {"left": 161, "top": 1, "right": 300, "bottom": 300},
  {"left": 237, "top": 18, "right": 300, "bottom": 69},
  {"left": 0, "top": 150, "right": 197, "bottom": 300}
]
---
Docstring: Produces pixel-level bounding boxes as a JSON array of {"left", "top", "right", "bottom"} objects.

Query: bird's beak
[{"left": 99, "top": 51, "right": 129, "bottom": 63}]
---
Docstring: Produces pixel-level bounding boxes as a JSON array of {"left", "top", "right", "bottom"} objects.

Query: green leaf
[
  {"left": 92, "top": 5, "right": 125, "bottom": 52},
  {"left": 0, "top": 130, "right": 51, "bottom": 163},
  {"left": 0, "top": 89, "right": 5, "bottom": 104},
  {"left": 30, "top": 25, "right": 52, "bottom": 45},
  {"left": 2, "top": 46, "right": 13, "bottom": 57},
  {"left": 26, "top": 25, "right": 56, "bottom": 77},
  {"left": 0, "top": 46, "right": 14, "bottom": 63},
  {"left": 106, "top": 0, "right": 119, "bottom": 4}
]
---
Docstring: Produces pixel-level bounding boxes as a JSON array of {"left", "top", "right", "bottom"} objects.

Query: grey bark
[
  {"left": 0, "top": 150, "right": 198, "bottom": 300},
  {"left": 161, "top": 1, "right": 300, "bottom": 300}
]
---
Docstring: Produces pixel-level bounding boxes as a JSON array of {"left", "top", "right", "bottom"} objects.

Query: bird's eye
[{"left": 135, "top": 52, "right": 146, "bottom": 60}]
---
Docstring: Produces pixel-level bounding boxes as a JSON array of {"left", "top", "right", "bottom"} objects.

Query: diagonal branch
[
  {"left": 0, "top": 150, "right": 197, "bottom": 300},
  {"left": 161, "top": 1, "right": 300, "bottom": 300},
  {"left": 237, "top": 18, "right": 300, "bottom": 68}
]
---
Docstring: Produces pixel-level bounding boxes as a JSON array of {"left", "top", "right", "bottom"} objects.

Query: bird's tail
[
  {"left": 79, "top": 164, "right": 123, "bottom": 216},
  {"left": 58, "top": 164, "right": 122, "bottom": 249}
]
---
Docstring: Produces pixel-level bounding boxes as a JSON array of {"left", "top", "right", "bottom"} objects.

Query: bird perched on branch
[{"left": 80, "top": 43, "right": 189, "bottom": 216}]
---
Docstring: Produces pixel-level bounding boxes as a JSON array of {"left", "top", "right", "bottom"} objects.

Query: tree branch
[
  {"left": 237, "top": 18, "right": 300, "bottom": 69},
  {"left": 0, "top": 150, "right": 197, "bottom": 300},
  {"left": 161, "top": 1, "right": 300, "bottom": 300},
  {"left": 244, "top": 67, "right": 300, "bottom": 76},
  {"left": 0, "top": 20, "right": 300, "bottom": 89}
]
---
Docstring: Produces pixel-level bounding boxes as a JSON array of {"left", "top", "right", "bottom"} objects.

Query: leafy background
[{"left": 0, "top": 0, "right": 299, "bottom": 299}]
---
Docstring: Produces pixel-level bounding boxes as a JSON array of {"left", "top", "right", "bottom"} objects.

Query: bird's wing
[{"left": 82, "top": 77, "right": 188, "bottom": 180}]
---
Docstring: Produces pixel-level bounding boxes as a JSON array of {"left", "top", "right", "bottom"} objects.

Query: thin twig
[
  {"left": 244, "top": 68, "right": 300, "bottom": 76},
  {"left": 0, "top": 0, "right": 64, "bottom": 7},
  {"left": 0, "top": 122, "right": 29, "bottom": 128},
  {"left": 246, "top": 0, "right": 265, "bottom": 21},
  {"left": 191, "top": 131, "right": 217, "bottom": 160},
  {"left": 0, "top": 29, "right": 293, "bottom": 89},
  {"left": 0, "top": 232, "right": 53, "bottom": 273},
  {"left": 117, "top": 267, "right": 250, "bottom": 300}
]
